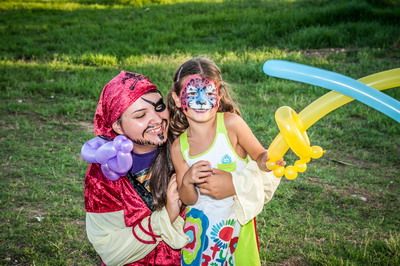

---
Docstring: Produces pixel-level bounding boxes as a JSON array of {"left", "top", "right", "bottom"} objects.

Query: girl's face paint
[{"left": 180, "top": 74, "right": 219, "bottom": 112}]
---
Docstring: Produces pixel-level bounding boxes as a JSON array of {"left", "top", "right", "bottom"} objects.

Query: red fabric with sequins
[{"left": 85, "top": 164, "right": 181, "bottom": 265}]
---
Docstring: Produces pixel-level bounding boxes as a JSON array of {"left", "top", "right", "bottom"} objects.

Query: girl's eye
[{"left": 188, "top": 92, "right": 197, "bottom": 96}]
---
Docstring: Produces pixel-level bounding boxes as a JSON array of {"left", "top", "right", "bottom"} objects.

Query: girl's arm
[
  {"left": 170, "top": 138, "right": 212, "bottom": 205},
  {"left": 224, "top": 113, "right": 269, "bottom": 171}
]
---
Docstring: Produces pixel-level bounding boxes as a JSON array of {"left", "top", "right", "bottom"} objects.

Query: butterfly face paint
[{"left": 180, "top": 74, "right": 219, "bottom": 112}]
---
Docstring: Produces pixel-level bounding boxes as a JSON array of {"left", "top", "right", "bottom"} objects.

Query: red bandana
[{"left": 93, "top": 71, "right": 158, "bottom": 139}]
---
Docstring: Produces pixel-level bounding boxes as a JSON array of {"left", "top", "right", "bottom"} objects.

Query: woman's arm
[{"left": 230, "top": 160, "right": 281, "bottom": 224}]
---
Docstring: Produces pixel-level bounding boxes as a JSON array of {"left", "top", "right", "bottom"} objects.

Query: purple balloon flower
[{"left": 81, "top": 135, "right": 133, "bottom": 181}]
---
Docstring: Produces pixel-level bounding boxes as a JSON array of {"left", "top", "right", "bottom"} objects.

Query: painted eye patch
[{"left": 141, "top": 97, "right": 166, "bottom": 112}]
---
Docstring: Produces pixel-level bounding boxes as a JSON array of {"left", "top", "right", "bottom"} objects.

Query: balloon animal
[{"left": 81, "top": 135, "right": 133, "bottom": 180}]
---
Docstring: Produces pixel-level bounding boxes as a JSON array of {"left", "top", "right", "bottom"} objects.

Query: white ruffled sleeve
[{"left": 232, "top": 160, "right": 281, "bottom": 225}]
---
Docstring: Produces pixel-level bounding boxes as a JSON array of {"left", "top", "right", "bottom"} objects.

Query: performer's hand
[{"left": 166, "top": 174, "right": 182, "bottom": 222}]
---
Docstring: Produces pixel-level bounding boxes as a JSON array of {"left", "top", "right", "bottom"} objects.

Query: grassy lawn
[{"left": 0, "top": 0, "right": 399, "bottom": 265}]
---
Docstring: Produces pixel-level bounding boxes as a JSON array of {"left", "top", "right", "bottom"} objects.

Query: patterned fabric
[
  {"left": 180, "top": 113, "right": 249, "bottom": 266},
  {"left": 127, "top": 149, "right": 158, "bottom": 211}
]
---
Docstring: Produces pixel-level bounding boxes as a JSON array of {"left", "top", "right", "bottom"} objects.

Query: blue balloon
[{"left": 263, "top": 60, "right": 400, "bottom": 122}]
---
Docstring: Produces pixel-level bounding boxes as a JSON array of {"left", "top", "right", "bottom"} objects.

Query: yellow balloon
[
  {"left": 275, "top": 106, "right": 311, "bottom": 159},
  {"left": 268, "top": 69, "right": 400, "bottom": 167},
  {"left": 266, "top": 161, "right": 278, "bottom": 170},
  {"left": 310, "top": 146, "right": 324, "bottom": 159},
  {"left": 273, "top": 166, "right": 285, "bottom": 178},
  {"left": 284, "top": 166, "right": 298, "bottom": 180},
  {"left": 294, "top": 160, "right": 307, "bottom": 173}
]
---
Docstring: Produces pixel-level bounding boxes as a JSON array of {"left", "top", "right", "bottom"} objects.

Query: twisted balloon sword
[{"left": 262, "top": 60, "right": 400, "bottom": 179}]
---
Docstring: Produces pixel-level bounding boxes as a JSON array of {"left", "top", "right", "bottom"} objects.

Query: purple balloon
[
  {"left": 120, "top": 140, "right": 134, "bottom": 153},
  {"left": 107, "top": 157, "right": 120, "bottom": 173},
  {"left": 95, "top": 141, "right": 117, "bottom": 164},
  {"left": 113, "top": 135, "right": 133, "bottom": 153},
  {"left": 81, "top": 134, "right": 134, "bottom": 181},
  {"left": 81, "top": 137, "right": 108, "bottom": 163},
  {"left": 113, "top": 135, "right": 124, "bottom": 149},
  {"left": 116, "top": 151, "right": 134, "bottom": 173},
  {"left": 101, "top": 163, "right": 121, "bottom": 181}
]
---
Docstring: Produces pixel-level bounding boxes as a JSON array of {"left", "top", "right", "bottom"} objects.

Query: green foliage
[{"left": 0, "top": 0, "right": 399, "bottom": 265}]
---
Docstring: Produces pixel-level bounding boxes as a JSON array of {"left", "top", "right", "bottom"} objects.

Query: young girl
[{"left": 168, "top": 57, "right": 272, "bottom": 266}]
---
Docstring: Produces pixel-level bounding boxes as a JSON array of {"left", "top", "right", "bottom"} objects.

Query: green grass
[{"left": 1, "top": 0, "right": 399, "bottom": 265}]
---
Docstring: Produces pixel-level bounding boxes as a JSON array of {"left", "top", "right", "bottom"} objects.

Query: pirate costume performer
[
  {"left": 82, "top": 71, "right": 280, "bottom": 266},
  {"left": 84, "top": 71, "right": 188, "bottom": 265}
]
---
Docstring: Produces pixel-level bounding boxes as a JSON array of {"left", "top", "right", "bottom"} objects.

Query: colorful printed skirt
[{"left": 181, "top": 196, "right": 260, "bottom": 266}]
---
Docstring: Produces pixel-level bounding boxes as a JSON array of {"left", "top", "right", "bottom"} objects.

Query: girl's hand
[
  {"left": 182, "top": 160, "right": 213, "bottom": 186},
  {"left": 256, "top": 150, "right": 286, "bottom": 171},
  {"left": 275, "top": 158, "right": 286, "bottom": 167},
  {"left": 165, "top": 174, "right": 182, "bottom": 222},
  {"left": 256, "top": 150, "right": 269, "bottom": 171},
  {"left": 197, "top": 169, "right": 235, "bottom": 199}
]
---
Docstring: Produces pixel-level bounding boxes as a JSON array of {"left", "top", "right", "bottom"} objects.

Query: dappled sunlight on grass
[
  {"left": 0, "top": 0, "right": 225, "bottom": 11},
  {"left": 0, "top": 48, "right": 357, "bottom": 69},
  {"left": 0, "top": 1, "right": 114, "bottom": 11}
]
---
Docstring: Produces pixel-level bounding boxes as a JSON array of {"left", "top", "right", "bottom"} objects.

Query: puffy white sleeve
[
  {"left": 232, "top": 160, "right": 281, "bottom": 225},
  {"left": 86, "top": 207, "right": 188, "bottom": 266}
]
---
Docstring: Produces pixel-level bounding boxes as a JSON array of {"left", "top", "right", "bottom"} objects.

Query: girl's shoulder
[{"left": 223, "top": 112, "right": 245, "bottom": 131}]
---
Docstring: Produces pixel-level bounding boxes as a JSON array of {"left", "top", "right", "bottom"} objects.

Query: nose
[
  {"left": 148, "top": 109, "right": 163, "bottom": 124},
  {"left": 196, "top": 90, "right": 207, "bottom": 105}
]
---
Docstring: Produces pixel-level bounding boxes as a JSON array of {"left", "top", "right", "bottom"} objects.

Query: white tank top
[
  {"left": 179, "top": 112, "right": 249, "bottom": 266},
  {"left": 180, "top": 112, "right": 248, "bottom": 173}
]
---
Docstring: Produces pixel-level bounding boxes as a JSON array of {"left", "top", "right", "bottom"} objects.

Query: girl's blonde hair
[{"left": 167, "top": 56, "right": 241, "bottom": 140}]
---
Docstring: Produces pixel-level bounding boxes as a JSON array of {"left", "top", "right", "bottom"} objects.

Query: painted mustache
[{"left": 141, "top": 119, "right": 168, "bottom": 140}]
